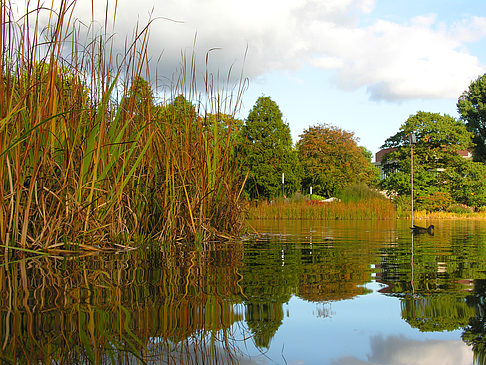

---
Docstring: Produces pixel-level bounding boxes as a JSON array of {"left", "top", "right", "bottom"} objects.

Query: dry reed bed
[
  {"left": 247, "top": 198, "right": 397, "bottom": 220},
  {"left": 402, "top": 210, "right": 486, "bottom": 220},
  {"left": 0, "top": 1, "right": 246, "bottom": 250}
]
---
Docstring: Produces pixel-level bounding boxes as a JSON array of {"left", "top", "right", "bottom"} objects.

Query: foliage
[
  {"left": 447, "top": 203, "right": 474, "bottom": 214},
  {"left": 381, "top": 111, "right": 473, "bottom": 150},
  {"left": 338, "top": 183, "right": 386, "bottom": 203},
  {"left": 123, "top": 75, "right": 155, "bottom": 119},
  {"left": 297, "top": 124, "right": 378, "bottom": 198},
  {"left": 415, "top": 191, "right": 454, "bottom": 212},
  {"left": 457, "top": 73, "right": 486, "bottom": 162},
  {"left": 0, "top": 1, "right": 246, "bottom": 249},
  {"left": 238, "top": 96, "right": 301, "bottom": 199},
  {"left": 379, "top": 111, "right": 486, "bottom": 209},
  {"left": 444, "top": 156, "right": 486, "bottom": 208},
  {"left": 360, "top": 146, "right": 381, "bottom": 187},
  {"left": 393, "top": 195, "right": 411, "bottom": 217}
]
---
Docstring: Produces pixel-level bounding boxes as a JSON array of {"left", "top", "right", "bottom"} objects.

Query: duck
[{"left": 411, "top": 224, "right": 434, "bottom": 235}]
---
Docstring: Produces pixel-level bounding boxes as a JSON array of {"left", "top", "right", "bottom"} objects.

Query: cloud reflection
[{"left": 331, "top": 335, "right": 473, "bottom": 365}]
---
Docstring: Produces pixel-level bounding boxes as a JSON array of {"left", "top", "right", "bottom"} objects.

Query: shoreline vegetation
[
  {"left": 248, "top": 197, "right": 397, "bottom": 220},
  {"left": 248, "top": 198, "right": 486, "bottom": 221},
  {"left": 2, "top": 2, "right": 485, "bottom": 255},
  {"left": 0, "top": 1, "right": 246, "bottom": 252},
  {"left": 247, "top": 185, "right": 486, "bottom": 221}
]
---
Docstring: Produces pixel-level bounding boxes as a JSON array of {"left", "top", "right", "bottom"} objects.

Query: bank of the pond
[
  {"left": 247, "top": 199, "right": 486, "bottom": 221},
  {"left": 402, "top": 210, "right": 486, "bottom": 220},
  {"left": 247, "top": 198, "right": 397, "bottom": 220}
]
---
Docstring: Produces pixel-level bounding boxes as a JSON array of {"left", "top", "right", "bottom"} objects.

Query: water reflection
[
  {"left": 331, "top": 336, "right": 473, "bottom": 365},
  {"left": 1, "top": 219, "right": 486, "bottom": 363},
  {"left": 463, "top": 279, "right": 486, "bottom": 364},
  {"left": 0, "top": 247, "right": 246, "bottom": 364}
]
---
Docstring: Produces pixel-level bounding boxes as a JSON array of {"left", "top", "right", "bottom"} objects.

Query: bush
[
  {"left": 446, "top": 204, "right": 474, "bottom": 214},
  {"left": 394, "top": 195, "right": 411, "bottom": 217},
  {"left": 309, "top": 193, "right": 327, "bottom": 201},
  {"left": 338, "top": 184, "right": 386, "bottom": 203},
  {"left": 415, "top": 192, "right": 454, "bottom": 212}
]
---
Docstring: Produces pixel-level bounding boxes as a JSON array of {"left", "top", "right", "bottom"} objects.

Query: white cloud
[
  {"left": 322, "top": 18, "right": 485, "bottom": 100},
  {"left": 451, "top": 16, "right": 486, "bottom": 43},
  {"left": 13, "top": 0, "right": 486, "bottom": 102}
]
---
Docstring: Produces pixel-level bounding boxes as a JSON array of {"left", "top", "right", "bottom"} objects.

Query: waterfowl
[{"left": 411, "top": 224, "right": 434, "bottom": 235}]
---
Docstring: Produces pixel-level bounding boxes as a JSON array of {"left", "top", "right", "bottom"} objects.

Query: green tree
[
  {"left": 297, "top": 124, "right": 376, "bottom": 198},
  {"left": 238, "top": 96, "right": 300, "bottom": 199},
  {"left": 380, "top": 111, "right": 486, "bottom": 209},
  {"left": 457, "top": 74, "right": 486, "bottom": 162}
]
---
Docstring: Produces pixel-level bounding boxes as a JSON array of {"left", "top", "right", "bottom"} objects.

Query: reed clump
[
  {"left": 247, "top": 197, "right": 396, "bottom": 220},
  {"left": 248, "top": 185, "right": 396, "bottom": 220},
  {"left": 0, "top": 1, "right": 246, "bottom": 250}
]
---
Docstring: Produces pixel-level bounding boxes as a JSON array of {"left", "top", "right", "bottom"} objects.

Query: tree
[
  {"left": 380, "top": 111, "right": 486, "bottom": 209},
  {"left": 457, "top": 74, "right": 486, "bottom": 162},
  {"left": 360, "top": 146, "right": 381, "bottom": 188},
  {"left": 124, "top": 76, "right": 154, "bottom": 116},
  {"left": 238, "top": 96, "right": 300, "bottom": 199},
  {"left": 297, "top": 124, "right": 376, "bottom": 198}
]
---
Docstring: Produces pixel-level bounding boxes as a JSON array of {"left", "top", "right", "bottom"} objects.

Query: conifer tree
[{"left": 238, "top": 96, "right": 300, "bottom": 199}]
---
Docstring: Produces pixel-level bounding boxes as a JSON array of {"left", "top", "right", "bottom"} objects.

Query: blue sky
[
  {"left": 236, "top": 0, "right": 486, "bottom": 157},
  {"left": 19, "top": 0, "right": 486, "bottom": 159}
]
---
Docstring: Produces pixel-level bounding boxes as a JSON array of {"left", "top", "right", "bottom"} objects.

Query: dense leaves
[
  {"left": 297, "top": 124, "right": 378, "bottom": 198},
  {"left": 380, "top": 111, "right": 486, "bottom": 209},
  {"left": 457, "top": 74, "right": 486, "bottom": 162},
  {"left": 238, "top": 96, "right": 301, "bottom": 199}
]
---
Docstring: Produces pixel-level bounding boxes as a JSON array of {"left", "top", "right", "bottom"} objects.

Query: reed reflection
[{"left": 0, "top": 245, "right": 245, "bottom": 364}]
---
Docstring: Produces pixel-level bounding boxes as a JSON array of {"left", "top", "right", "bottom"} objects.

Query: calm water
[{"left": 2, "top": 219, "right": 486, "bottom": 364}]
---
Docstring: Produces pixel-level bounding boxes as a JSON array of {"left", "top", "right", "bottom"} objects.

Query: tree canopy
[
  {"left": 380, "top": 111, "right": 486, "bottom": 209},
  {"left": 297, "top": 123, "right": 377, "bottom": 198},
  {"left": 238, "top": 96, "right": 300, "bottom": 199},
  {"left": 457, "top": 73, "right": 486, "bottom": 162}
]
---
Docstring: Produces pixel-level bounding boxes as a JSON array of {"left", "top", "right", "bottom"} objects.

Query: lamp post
[{"left": 409, "top": 133, "right": 417, "bottom": 227}]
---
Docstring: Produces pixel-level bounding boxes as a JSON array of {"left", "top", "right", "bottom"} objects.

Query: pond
[{"left": 1, "top": 219, "right": 486, "bottom": 364}]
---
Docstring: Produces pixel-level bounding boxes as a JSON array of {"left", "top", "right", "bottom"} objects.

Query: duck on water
[{"left": 411, "top": 224, "right": 434, "bottom": 235}]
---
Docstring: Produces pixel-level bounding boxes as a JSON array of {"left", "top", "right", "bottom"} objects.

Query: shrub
[
  {"left": 394, "top": 195, "right": 411, "bottom": 217},
  {"left": 338, "top": 184, "right": 386, "bottom": 203},
  {"left": 446, "top": 204, "right": 474, "bottom": 214},
  {"left": 415, "top": 192, "right": 454, "bottom": 212}
]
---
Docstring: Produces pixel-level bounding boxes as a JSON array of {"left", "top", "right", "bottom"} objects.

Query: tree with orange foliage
[{"left": 297, "top": 124, "right": 377, "bottom": 198}]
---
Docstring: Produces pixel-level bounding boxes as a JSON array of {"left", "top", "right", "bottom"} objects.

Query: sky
[{"left": 14, "top": 0, "right": 486, "bottom": 159}]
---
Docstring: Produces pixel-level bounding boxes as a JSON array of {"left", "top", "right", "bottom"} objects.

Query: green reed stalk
[{"left": 0, "top": 1, "right": 246, "bottom": 250}]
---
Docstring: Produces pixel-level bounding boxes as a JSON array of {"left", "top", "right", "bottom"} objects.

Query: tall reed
[
  {"left": 0, "top": 1, "right": 246, "bottom": 250},
  {"left": 247, "top": 198, "right": 397, "bottom": 220}
]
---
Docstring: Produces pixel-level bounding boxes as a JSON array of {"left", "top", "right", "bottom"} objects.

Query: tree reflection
[
  {"left": 239, "top": 222, "right": 377, "bottom": 348},
  {"left": 463, "top": 279, "right": 486, "bottom": 364},
  {"left": 245, "top": 303, "right": 284, "bottom": 348},
  {"left": 401, "top": 294, "right": 474, "bottom": 332}
]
